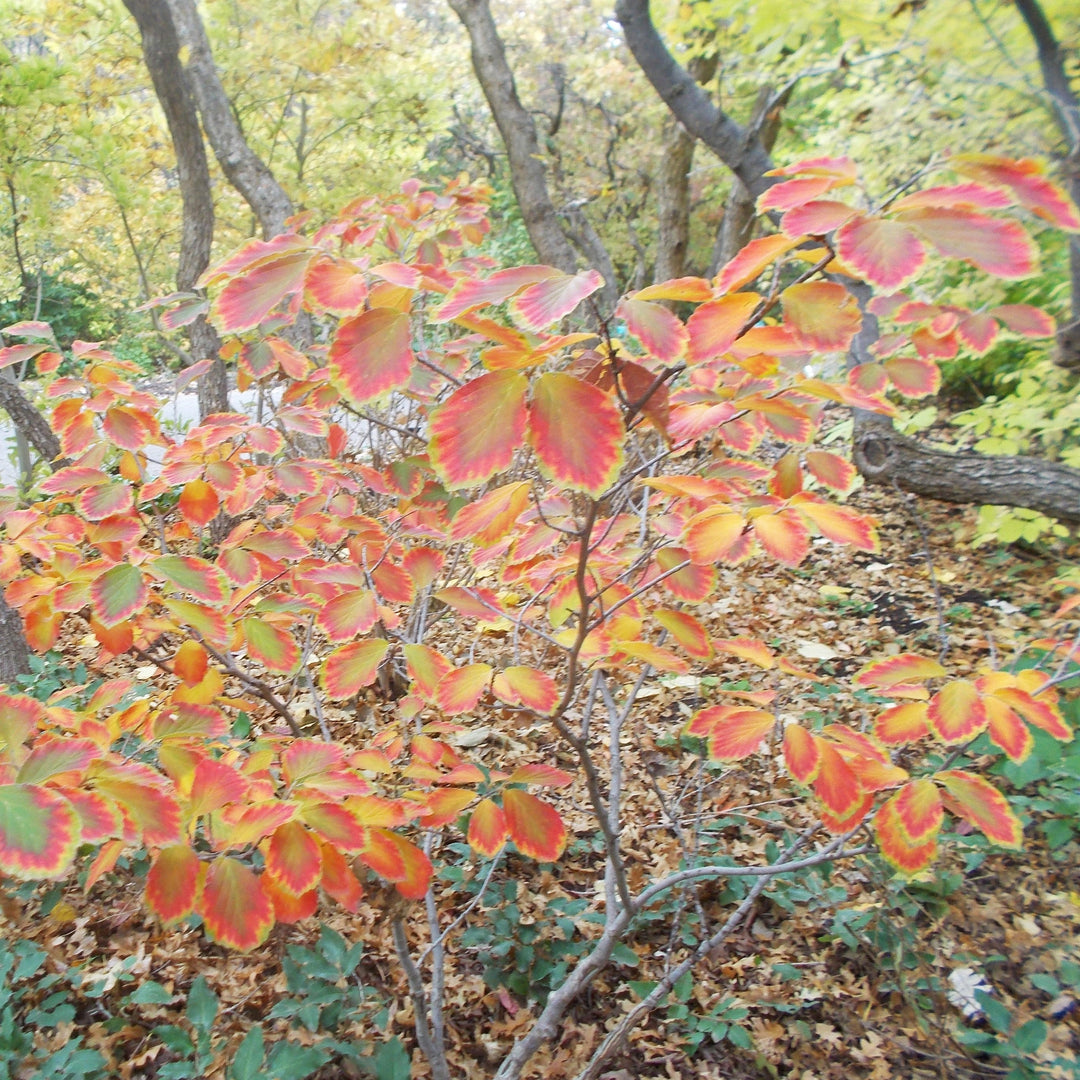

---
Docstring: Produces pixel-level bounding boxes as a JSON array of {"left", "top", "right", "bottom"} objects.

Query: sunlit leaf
[
  {"left": 835, "top": 215, "right": 925, "bottom": 290},
  {"left": 686, "top": 293, "right": 761, "bottom": 363},
  {"left": 714, "top": 235, "right": 797, "bottom": 293},
  {"left": 436, "top": 664, "right": 493, "bottom": 715}
]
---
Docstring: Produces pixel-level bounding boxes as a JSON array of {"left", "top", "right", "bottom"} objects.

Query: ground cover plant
[{"left": 0, "top": 155, "right": 1078, "bottom": 1079}]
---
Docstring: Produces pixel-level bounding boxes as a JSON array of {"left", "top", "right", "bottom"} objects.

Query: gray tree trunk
[
  {"left": 123, "top": 0, "right": 229, "bottom": 418},
  {"left": 448, "top": 0, "right": 618, "bottom": 313}
]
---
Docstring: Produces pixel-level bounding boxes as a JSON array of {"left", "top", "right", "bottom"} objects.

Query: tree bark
[
  {"left": 122, "top": 0, "right": 228, "bottom": 418},
  {"left": 0, "top": 593, "right": 30, "bottom": 682},
  {"left": 854, "top": 415, "right": 1080, "bottom": 524},
  {"left": 0, "top": 373, "right": 65, "bottom": 469},
  {"left": 165, "top": 0, "right": 296, "bottom": 241},
  {"left": 448, "top": 0, "right": 619, "bottom": 312},
  {"left": 1013, "top": 0, "right": 1080, "bottom": 319}
]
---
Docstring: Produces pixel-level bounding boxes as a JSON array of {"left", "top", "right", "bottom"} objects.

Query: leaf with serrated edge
[
  {"left": 329, "top": 308, "right": 414, "bottom": 405},
  {"left": 317, "top": 590, "right": 379, "bottom": 642},
  {"left": 0, "top": 785, "right": 79, "bottom": 879},
  {"left": 429, "top": 371, "right": 528, "bottom": 489},
  {"left": 266, "top": 821, "right": 323, "bottom": 896},
  {"left": 632, "top": 277, "right": 714, "bottom": 303},
  {"left": 938, "top": 770, "right": 1022, "bottom": 848},
  {"left": 927, "top": 680, "right": 987, "bottom": 743},
  {"left": 684, "top": 507, "right": 747, "bottom": 565},
  {"left": 320, "top": 842, "right": 364, "bottom": 912},
  {"left": 896, "top": 207, "right": 1038, "bottom": 277},
  {"left": 753, "top": 510, "right": 810, "bottom": 567},
  {"left": 323, "top": 639, "right": 390, "bottom": 699},
  {"left": 812, "top": 743, "right": 862, "bottom": 820},
  {"left": 450, "top": 481, "right": 531, "bottom": 545},
  {"left": 200, "top": 857, "right": 275, "bottom": 951},
  {"left": 503, "top": 789, "right": 567, "bottom": 861},
  {"left": 436, "top": 664, "right": 493, "bottom": 715},
  {"left": 784, "top": 726, "right": 821, "bottom": 783},
  {"left": 468, "top": 798, "right": 509, "bottom": 858},
  {"left": 362, "top": 829, "right": 432, "bottom": 899},
  {"left": 714, "top": 638, "right": 775, "bottom": 669},
  {"left": 984, "top": 697, "right": 1033, "bottom": 763},
  {"left": 715, "top": 235, "right": 797, "bottom": 293},
  {"left": 179, "top": 480, "right": 219, "bottom": 529},
  {"left": 528, "top": 372, "right": 624, "bottom": 497},
  {"left": 791, "top": 496, "right": 879, "bottom": 551},
  {"left": 893, "top": 779, "right": 943, "bottom": 843},
  {"left": 884, "top": 356, "right": 941, "bottom": 397},
  {"left": 188, "top": 758, "right": 248, "bottom": 819},
  {"left": 991, "top": 687, "right": 1071, "bottom": 740},
  {"left": 835, "top": 215, "right": 926, "bottom": 290},
  {"left": 875, "top": 797, "right": 938, "bottom": 875},
  {"left": 146, "top": 845, "right": 201, "bottom": 924},
  {"left": 491, "top": 666, "right": 560, "bottom": 714},
  {"left": 243, "top": 619, "right": 299, "bottom": 673},
  {"left": 855, "top": 654, "right": 946, "bottom": 690},
  {"left": 151, "top": 556, "right": 228, "bottom": 605},
  {"left": 990, "top": 304, "right": 1054, "bottom": 336},
  {"left": 91, "top": 564, "right": 147, "bottom": 628},
  {"left": 804, "top": 451, "right": 857, "bottom": 493},
  {"left": 509, "top": 269, "right": 604, "bottom": 332}
]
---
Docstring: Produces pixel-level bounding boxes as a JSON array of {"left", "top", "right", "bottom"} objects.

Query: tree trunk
[
  {"left": 0, "top": 595, "right": 30, "bottom": 682},
  {"left": 122, "top": 0, "right": 228, "bottom": 418},
  {"left": 0, "top": 372, "right": 65, "bottom": 468},
  {"left": 854, "top": 415, "right": 1080, "bottom": 524},
  {"left": 165, "top": 0, "right": 296, "bottom": 241},
  {"left": 617, "top": 0, "right": 1080, "bottom": 527},
  {"left": 448, "top": 0, "right": 619, "bottom": 313}
]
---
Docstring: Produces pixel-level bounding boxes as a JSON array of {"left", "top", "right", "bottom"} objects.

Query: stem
[{"left": 391, "top": 916, "right": 450, "bottom": 1080}]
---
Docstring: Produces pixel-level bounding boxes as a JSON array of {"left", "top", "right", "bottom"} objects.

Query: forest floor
[{"left": 2, "top": 481, "right": 1078, "bottom": 1080}]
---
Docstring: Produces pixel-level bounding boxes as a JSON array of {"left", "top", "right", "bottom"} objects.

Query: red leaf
[
  {"left": 781, "top": 200, "right": 857, "bottom": 238},
  {"left": 317, "top": 590, "right": 379, "bottom": 642},
  {"left": 896, "top": 207, "right": 1038, "bottom": 278},
  {"left": 654, "top": 608, "right": 713, "bottom": 659},
  {"left": 330, "top": 308, "right": 415, "bottom": 405},
  {"left": 781, "top": 281, "right": 863, "bottom": 352},
  {"left": 323, "top": 639, "right": 391, "bottom": 699},
  {"left": 320, "top": 842, "right": 364, "bottom": 912},
  {"left": 469, "top": 798, "right": 509, "bottom": 858},
  {"left": 875, "top": 796, "right": 938, "bottom": 875},
  {"left": 362, "top": 829, "right": 433, "bottom": 899},
  {"left": 855, "top": 654, "right": 946, "bottom": 690},
  {"left": 491, "top": 666, "right": 561, "bottom": 715},
  {"left": 984, "top": 697, "right": 1033, "bottom": 763},
  {"left": 528, "top": 373, "right": 624, "bottom": 497},
  {"left": 938, "top": 769, "right": 1023, "bottom": 848},
  {"left": 434, "top": 265, "right": 564, "bottom": 322},
  {"left": 790, "top": 495, "right": 879, "bottom": 552},
  {"left": 146, "top": 845, "right": 201, "bottom": 924},
  {"left": 509, "top": 269, "right": 604, "bottom": 331},
  {"left": 752, "top": 509, "right": 810, "bottom": 567},
  {"left": 686, "top": 293, "right": 761, "bottom": 363},
  {"left": 503, "top": 789, "right": 567, "bottom": 861},
  {"left": 687, "top": 705, "right": 775, "bottom": 760},
  {"left": 200, "top": 857, "right": 275, "bottom": 951},
  {"left": 653, "top": 547, "right": 716, "bottom": 601},
  {"left": 715, "top": 235, "right": 797, "bottom": 293},
  {"left": 266, "top": 821, "right": 323, "bottom": 896},
  {"left": 812, "top": 743, "right": 862, "bottom": 821},
  {"left": 784, "top": 725, "right": 821, "bottom": 783},
  {"left": 304, "top": 255, "right": 368, "bottom": 314},
  {"left": 616, "top": 298, "right": 688, "bottom": 362},
  {"left": 874, "top": 702, "right": 930, "bottom": 745},
  {"left": 450, "top": 481, "right": 531, "bottom": 545},
  {"left": 927, "top": 680, "right": 988, "bottom": 743},
  {"left": 835, "top": 215, "right": 926, "bottom": 290},
  {"left": 429, "top": 371, "right": 528, "bottom": 489},
  {"left": 212, "top": 249, "right": 310, "bottom": 332},
  {"left": 990, "top": 304, "right": 1054, "bottom": 337},
  {"left": 952, "top": 153, "right": 1080, "bottom": 230},
  {"left": 804, "top": 451, "right": 857, "bottom": 493},
  {"left": 758, "top": 176, "right": 837, "bottom": 213}
]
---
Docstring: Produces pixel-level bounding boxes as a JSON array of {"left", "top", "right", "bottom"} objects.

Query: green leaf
[
  {"left": 673, "top": 970, "right": 694, "bottom": 1002},
  {"left": 230, "top": 1025, "right": 265, "bottom": 1080},
  {"left": 154, "top": 1024, "right": 196, "bottom": 1057},
  {"left": 610, "top": 942, "right": 640, "bottom": 967},
  {"left": 186, "top": 976, "right": 219, "bottom": 1032},
  {"left": 374, "top": 1037, "right": 411, "bottom": 1080},
  {"left": 976, "top": 991, "right": 1013, "bottom": 1035},
  {"left": 129, "top": 981, "right": 174, "bottom": 1005},
  {"left": 1012, "top": 1018, "right": 1048, "bottom": 1054},
  {"left": 267, "top": 1042, "right": 331, "bottom": 1080},
  {"left": 728, "top": 1025, "right": 753, "bottom": 1049}
]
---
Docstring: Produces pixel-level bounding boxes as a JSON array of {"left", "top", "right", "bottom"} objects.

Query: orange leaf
[
  {"left": 266, "top": 820, "right": 323, "bottom": 896},
  {"left": 329, "top": 308, "right": 414, "bottom": 405},
  {"left": 491, "top": 665, "right": 561, "bottom": 715},
  {"left": 528, "top": 373, "right": 624, "bottom": 497},
  {"left": 686, "top": 293, "right": 761, "bottom": 363},
  {"left": 509, "top": 269, "right": 604, "bottom": 331},
  {"left": 145, "top": 845, "right": 201, "bottom": 924},
  {"left": 812, "top": 743, "right": 862, "bottom": 820},
  {"left": 835, "top": 214, "right": 926, "bottom": 290},
  {"left": 855, "top": 654, "right": 946, "bottom": 690},
  {"left": 468, "top": 798, "right": 508, "bottom": 858},
  {"left": 616, "top": 297, "right": 688, "bottom": 362},
  {"left": 938, "top": 770, "right": 1023, "bottom": 848},
  {"left": 200, "top": 857, "right": 275, "bottom": 951},
  {"left": 715, "top": 235, "right": 797, "bottom": 293},
  {"left": 784, "top": 725, "right": 821, "bottom": 783},
  {"left": 927, "top": 680, "right": 987, "bottom": 744},
  {"left": 429, "top": 371, "right": 528, "bottom": 489},
  {"left": 874, "top": 701, "right": 930, "bottom": 745},
  {"left": 322, "top": 639, "right": 390, "bottom": 699},
  {"left": 319, "top": 842, "right": 364, "bottom": 912},
  {"left": 713, "top": 638, "right": 775, "bottom": 669},
  {"left": 984, "top": 696, "right": 1033, "bottom": 763},
  {"left": 450, "top": 481, "right": 531, "bottom": 545},
  {"left": 781, "top": 281, "right": 863, "bottom": 353},
  {"left": 875, "top": 796, "right": 938, "bottom": 875},
  {"left": 686, "top": 705, "right": 775, "bottom": 760},
  {"left": 503, "top": 789, "right": 567, "bottom": 862},
  {"left": 436, "top": 664, "right": 493, "bottom": 715},
  {"left": 892, "top": 779, "right": 943, "bottom": 843},
  {"left": 178, "top": 480, "right": 219, "bottom": 529},
  {"left": 752, "top": 509, "right": 810, "bottom": 567},
  {"left": 654, "top": 608, "right": 713, "bottom": 659}
]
